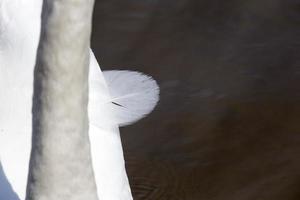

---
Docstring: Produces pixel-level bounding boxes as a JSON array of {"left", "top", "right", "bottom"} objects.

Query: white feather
[
  {"left": 89, "top": 69, "right": 159, "bottom": 128},
  {"left": 104, "top": 70, "right": 159, "bottom": 126}
]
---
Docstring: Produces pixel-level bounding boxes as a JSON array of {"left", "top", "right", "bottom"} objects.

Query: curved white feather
[
  {"left": 103, "top": 70, "right": 159, "bottom": 126},
  {"left": 89, "top": 65, "right": 160, "bottom": 128}
]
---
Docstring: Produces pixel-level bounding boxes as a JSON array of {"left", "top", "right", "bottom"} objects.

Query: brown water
[{"left": 92, "top": 1, "right": 300, "bottom": 199}]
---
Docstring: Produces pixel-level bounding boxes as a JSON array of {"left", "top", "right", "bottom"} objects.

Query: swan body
[{"left": 0, "top": 0, "right": 159, "bottom": 199}]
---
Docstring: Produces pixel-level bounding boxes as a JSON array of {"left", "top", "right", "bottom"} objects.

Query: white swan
[{"left": 0, "top": 0, "right": 159, "bottom": 199}]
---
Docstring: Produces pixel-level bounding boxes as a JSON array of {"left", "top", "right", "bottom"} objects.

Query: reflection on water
[{"left": 92, "top": 0, "right": 300, "bottom": 199}]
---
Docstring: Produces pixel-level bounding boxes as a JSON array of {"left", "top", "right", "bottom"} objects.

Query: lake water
[{"left": 92, "top": 1, "right": 300, "bottom": 199}]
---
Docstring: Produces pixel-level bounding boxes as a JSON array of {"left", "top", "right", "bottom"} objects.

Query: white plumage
[
  {"left": 103, "top": 70, "right": 159, "bottom": 126},
  {"left": 0, "top": 0, "right": 159, "bottom": 199},
  {"left": 89, "top": 68, "right": 159, "bottom": 128}
]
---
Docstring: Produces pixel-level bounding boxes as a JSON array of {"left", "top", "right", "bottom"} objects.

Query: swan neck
[{"left": 26, "top": 0, "right": 98, "bottom": 199}]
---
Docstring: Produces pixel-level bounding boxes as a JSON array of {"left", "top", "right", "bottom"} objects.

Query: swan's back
[{"left": 0, "top": 1, "right": 42, "bottom": 199}]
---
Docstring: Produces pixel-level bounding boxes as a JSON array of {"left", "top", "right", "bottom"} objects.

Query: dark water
[{"left": 92, "top": 1, "right": 300, "bottom": 199}]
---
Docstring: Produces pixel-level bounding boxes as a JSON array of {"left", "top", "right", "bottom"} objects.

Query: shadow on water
[{"left": 0, "top": 162, "right": 20, "bottom": 200}]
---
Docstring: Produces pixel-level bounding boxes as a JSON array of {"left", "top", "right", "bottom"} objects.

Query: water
[{"left": 92, "top": 1, "right": 300, "bottom": 199}]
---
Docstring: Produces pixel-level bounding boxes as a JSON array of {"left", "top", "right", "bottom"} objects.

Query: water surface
[{"left": 92, "top": 1, "right": 300, "bottom": 199}]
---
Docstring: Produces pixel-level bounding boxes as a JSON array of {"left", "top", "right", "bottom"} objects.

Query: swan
[{"left": 0, "top": 0, "right": 159, "bottom": 199}]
